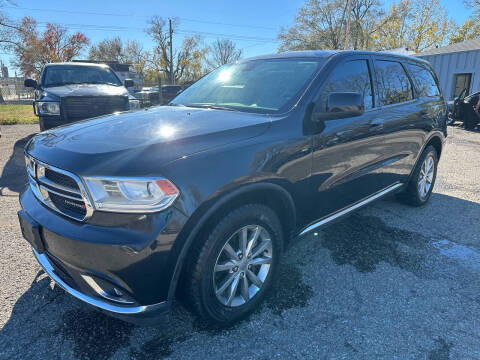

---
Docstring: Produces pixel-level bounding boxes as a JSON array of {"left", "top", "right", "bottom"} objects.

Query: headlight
[
  {"left": 83, "top": 177, "right": 179, "bottom": 213},
  {"left": 37, "top": 102, "right": 60, "bottom": 115},
  {"left": 129, "top": 99, "right": 141, "bottom": 110}
]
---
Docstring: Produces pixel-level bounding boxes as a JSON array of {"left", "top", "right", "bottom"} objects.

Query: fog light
[{"left": 81, "top": 274, "right": 134, "bottom": 304}]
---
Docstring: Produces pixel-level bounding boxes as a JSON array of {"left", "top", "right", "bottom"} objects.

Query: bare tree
[
  {"left": 207, "top": 39, "right": 242, "bottom": 69},
  {"left": 89, "top": 37, "right": 148, "bottom": 77},
  {"left": 0, "top": 9, "right": 25, "bottom": 51},
  {"left": 146, "top": 16, "right": 176, "bottom": 84},
  {"left": 278, "top": 0, "right": 349, "bottom": 51},
  {"left": 89, "top": 37, "right": 124, "bottom": 62},
  {"left": 145, "top": 16, "right": 207, "bottom": 84},
  {"left": 278, "top": 0, "right": 384, "bottom": 51}
]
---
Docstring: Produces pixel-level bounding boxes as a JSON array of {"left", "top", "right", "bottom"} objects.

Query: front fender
[{"left": 166, "top": 181, "right": 297, "bottom": 301}]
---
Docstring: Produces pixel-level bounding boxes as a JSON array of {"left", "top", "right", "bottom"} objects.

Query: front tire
[
  {"left": 183, "top": 204, "right": 283, "bottom": 325},
  {"left": 397, "top": 145, "right": 438, "bottom": 206}
]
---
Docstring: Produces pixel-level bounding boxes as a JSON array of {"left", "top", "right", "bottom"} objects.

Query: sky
[{"left": 1, "top": 0, "right": 473, "bottom": 75}]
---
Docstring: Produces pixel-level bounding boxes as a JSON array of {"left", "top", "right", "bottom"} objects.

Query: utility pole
[
  {"left": 344, "top": 0, "right": 352, "bottom": 50},
  {"left": 169, "top": 18, "right": 174, "bottom": 85}
]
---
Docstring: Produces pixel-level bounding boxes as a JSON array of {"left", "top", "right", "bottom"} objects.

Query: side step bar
[{"left": 299, "top": 183, "right": 403, "bottom": 236}]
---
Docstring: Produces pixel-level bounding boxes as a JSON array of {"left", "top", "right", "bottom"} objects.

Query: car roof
[
  {"left": 241, "top": 50, "right": 430, "bottom": 66},
  {"left": 43, "top": 62, "right": 111, "bottom": 68}
]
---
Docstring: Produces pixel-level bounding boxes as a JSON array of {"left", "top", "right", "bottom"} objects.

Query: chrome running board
[{"left": 299, "top": 183, "right": 403, "bottom": 236}]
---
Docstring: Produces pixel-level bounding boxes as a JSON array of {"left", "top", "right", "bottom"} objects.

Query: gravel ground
[{"left": 0, "top": 124, "right": 479, "bottom": 359}]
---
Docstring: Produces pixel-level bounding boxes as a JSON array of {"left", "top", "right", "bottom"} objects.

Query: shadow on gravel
[
  {"left": 319, "top": 196, "right": 480, "bottom": 279},
  {"left": 3, "top": 195, "right": 479, "bottom": 359},
  {"left": 61, "top": 309, "right": 134, "bottom": 360},
  {"left": 264, "top": 262, "right": 314, "bottom": 315},
  {"left": 0, "top": 134, "right": 34, "bottom": 195},
  {"left": 428, "top": 338, "right": 453, "bottom": 360},
  {"left": 321, "top": 213, "right": 427, "bottom": 274},
  {"left": 0, "top": 263, "right": 314, "bottom": 360},
  {"left": 0, "top": 272, "right": 66, "bottom": 358}
]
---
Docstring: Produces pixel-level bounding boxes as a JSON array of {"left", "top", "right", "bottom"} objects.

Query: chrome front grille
[{"left": 25, "top": 154, "right": 93, "bottom": 221}]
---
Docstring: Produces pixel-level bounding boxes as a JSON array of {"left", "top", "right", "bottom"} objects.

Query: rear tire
[
  {"left": 183, "top": 204, "right": 283, "bottom": 325},
  {"left": 396, "top": 145, "right": 438, "bottom": 206}
]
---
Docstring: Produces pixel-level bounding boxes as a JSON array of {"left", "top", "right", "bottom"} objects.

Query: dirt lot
[{"left": 0, "top": 124, "right": 479, "bottom": 359}]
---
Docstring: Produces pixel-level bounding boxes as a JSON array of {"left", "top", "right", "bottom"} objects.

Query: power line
[
  {"left": 31, "top": 21, "right": 279, "bottom": 43},
  {"left": 5, "top": 6, "right": 277, "bottom": 31}
]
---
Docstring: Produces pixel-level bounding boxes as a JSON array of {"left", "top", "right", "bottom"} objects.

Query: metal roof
[{"left": 416, "top": 38, "right": 480, "bottom": 56}]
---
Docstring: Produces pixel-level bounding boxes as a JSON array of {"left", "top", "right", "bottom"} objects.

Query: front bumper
[
  {"left": 39, "top": 115, "right": 64, "bottom": 130},
  {"left": 19, "top": 186, "right": 188, "bottom": 324},
  {"left": 32, "top": 247, "right": 169, "bottom": 324}
]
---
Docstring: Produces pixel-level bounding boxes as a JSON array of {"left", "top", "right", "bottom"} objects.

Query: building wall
[{"left": 417, "top": 50, "right": 480, "bottom": 100}]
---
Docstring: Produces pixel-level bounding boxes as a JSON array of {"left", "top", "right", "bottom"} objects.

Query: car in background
[
  {"left": 152, "top": 85, "right": 183, "bottom": 104},
  {"left": 133, "top": 87, "right": 160, "bottom": 107},
  {"left": 24, "top": 62, "right": 140, "bottom": 131},
  {"left": 134, "top": 85, "right": 183, "bottom": 107},
  {"left": 447, "top": 88, "right": 480, "bottom": 129}
]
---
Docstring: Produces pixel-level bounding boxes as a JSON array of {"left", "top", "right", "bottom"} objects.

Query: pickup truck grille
[
  {"left": 25, "top": 155, "right": 92, "bottom": 221},
  {"left": 63, "top": 96, "right": 128, "bottom": 120}
]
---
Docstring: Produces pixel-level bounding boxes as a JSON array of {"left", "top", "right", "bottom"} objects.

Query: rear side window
[
  {"left": 405, "top": 63, "right": 440, "bottom": 97},
  {"left": 375, "top": 60, "right": 413, "bottom": 105},
  {"left": 317, "top": 59, "right": 373, "bottom": 111}
]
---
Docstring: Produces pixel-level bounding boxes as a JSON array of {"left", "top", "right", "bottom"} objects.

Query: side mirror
[
  {"left": 124, "top": 79, "right": 134, "bottom": 88},
  {"left": 24, "top": 79, "right": 37, "bottom": 89},
  {"left": 326, "top": 92, "right": 364, "bottom": 117},
  {"left": 313, "top": 92, "right": 364, "bottom": 121}
]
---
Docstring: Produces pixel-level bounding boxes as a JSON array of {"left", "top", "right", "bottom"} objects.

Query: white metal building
[{"left": 416, "top": 38, "right": 480, "bottom": 100}]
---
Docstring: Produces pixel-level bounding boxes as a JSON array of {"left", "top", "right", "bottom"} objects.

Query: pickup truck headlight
[
  {"left": 129, "top": 99, "right": 141, "bottom": 110},
  {"left": 83, "top": 177, "right": 179, "bottom": 213},
  {"left": 37, "top": 102, "right": 60, "bottom": 115}
]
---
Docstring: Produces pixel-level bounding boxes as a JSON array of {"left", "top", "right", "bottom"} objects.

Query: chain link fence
[{"left": 0, "top": 78, "right": 34, "bottom": 104}]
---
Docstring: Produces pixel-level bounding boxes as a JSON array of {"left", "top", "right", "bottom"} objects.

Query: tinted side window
[
  {"left": 317, "top": 59, "right": 373, "bottom": 111},
  {"left": 375, "top": 60, "right": 413, "bottom": 105},
  {"left": 405, "top": 64, "right": 440, "bottom": 97}
]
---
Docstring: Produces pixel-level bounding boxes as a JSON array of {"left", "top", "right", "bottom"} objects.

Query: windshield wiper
[
  {"left": 184, "top": 104, "right": 237, "bottom": 112},
  {"left": 84, "top": 82, "right": 120, "bottom": 86},
  {"left": 44, "top": 82, "right": 79, "bottom": 87}
]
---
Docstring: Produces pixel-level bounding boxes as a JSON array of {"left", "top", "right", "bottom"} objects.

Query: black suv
[
  {"left": 24, "top": 62, "right": 140, "bottom": 131},
  {"left": 18, "top": 51, "right": 446, "bottom": 325}
]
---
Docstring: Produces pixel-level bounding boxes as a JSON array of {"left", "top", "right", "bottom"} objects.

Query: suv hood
[
  {"left": 43, "top": 84, "right": 128, "bottom": 98},
  {"left": 26, "top": 106, "right": 272, "bottom": 176}
]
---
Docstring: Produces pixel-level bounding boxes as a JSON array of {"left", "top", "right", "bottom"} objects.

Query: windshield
[
  {"left": 171, "top": 58, "right": 324, "bottom": 114},
  {"left": 42, "top": 65, "right": 122, "bottom": 87}
]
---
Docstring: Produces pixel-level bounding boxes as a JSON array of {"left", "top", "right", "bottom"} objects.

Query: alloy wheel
[
  {"left": 213, "top": 225, "right": 273, "bottom": 307},
  {"left": 418, "top": 154, "right": 435, "bottom": 199}
]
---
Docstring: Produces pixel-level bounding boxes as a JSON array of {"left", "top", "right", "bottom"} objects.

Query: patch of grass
[{"left": 0, "top": 104, "right": 38, "bottom": 125}]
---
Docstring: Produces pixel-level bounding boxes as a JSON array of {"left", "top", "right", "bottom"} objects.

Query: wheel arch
[
  {"left": 167, "top": 182, "right": 297, "bottom": 301},
  {"left": 407, "top": 132, "right": 444, "bottom": 184},
  {"left": 426, "top": 134, "right": 443, "bottom": 158}
]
